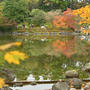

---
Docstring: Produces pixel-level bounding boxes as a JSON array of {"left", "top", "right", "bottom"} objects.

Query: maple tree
[
  {"left": 72, "top": 5, "right": 90, "bottom": 34},
  {"left": 53, "top": 8, "right": 77, "bottom": 30},
  {"left": 72, "top": 5, "right": 90, "bottom": 25}
]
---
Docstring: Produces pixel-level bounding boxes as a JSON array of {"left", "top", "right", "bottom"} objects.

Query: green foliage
[
  {"left": 30, "top": 9, "right": 46, "bottom": 26},
  {"left": 0, "top": 1, "right": 5, "bottom": 23},
  {"left": 25, "top": 0, "right": 39, "bottom": 10},
  {"left": 38, "top": 0, "right": 69, "bottom": 11},
  {"left": 45, "top": 9, "right": 62, "bottom": 23},
  {"left": 3, "top": 0, "right": 30, "bottom": 23},
  {"left": 0, "top": 52, "right": 5, "bottom": 65},
  {"left": 0, "top": 1, "right": 5, "bottom": 16}
]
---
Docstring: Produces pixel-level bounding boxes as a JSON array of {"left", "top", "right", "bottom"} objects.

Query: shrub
[
  {"left": 53, "top": 8, "right": 77, "bottom": 31},
  {"left": 45, "top": 9, "right": 62, "bottom": 23},
  {"left": 30, "top": 9, "right": 46, "bottom": 26}
]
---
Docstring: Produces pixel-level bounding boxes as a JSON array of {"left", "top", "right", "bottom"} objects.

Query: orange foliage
[
  {"left": 0, "top": 42, "right": 21, "bottom": 51},
  {"left": 52, "top": 39, "right": 75, "bottom": 58},
  {"left": 53, "top": 16, "right": 67, "bottom": 28},
  {"left": 63, "top": 8, "right": 72, "bottom": 15},
  {"left": 53, "top": 8, "right": 76, "bottom": 30}
]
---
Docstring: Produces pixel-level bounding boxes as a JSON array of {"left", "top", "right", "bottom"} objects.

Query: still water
[{"left": 0, "top": 32, "right": 90, "bottom": 90}]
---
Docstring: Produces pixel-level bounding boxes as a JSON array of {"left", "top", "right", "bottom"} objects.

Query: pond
[{"left": 0, "top": 32, "right": 90, "bottom": 89}]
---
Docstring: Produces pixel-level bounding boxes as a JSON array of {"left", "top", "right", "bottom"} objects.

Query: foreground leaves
[
  {"left": 0, "top": 78, "right": 5, "bottom": 88},
  {"left": 4, "top": 51, "right": 28, "bottom": 64},
  {"left": 53, "top": 8, "right": 76, "bottom": 30}
]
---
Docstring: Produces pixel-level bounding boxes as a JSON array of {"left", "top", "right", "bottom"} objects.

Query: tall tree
[
  {"left": 39, "top": 0, "right": 69, "bottom": 11},
  {"left": 3, "top": 0, "right": 30, "bottom": 23},
  {"left": 25, "top": 0, "right": 39, "bottom": 10}
]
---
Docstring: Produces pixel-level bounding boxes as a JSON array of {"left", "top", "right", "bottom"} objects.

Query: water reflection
[
  {"left": 0, "top": 33, "right": 90, "bottom": 80},
  {"left": 52, "top": 37, "right": 75, "bottom": 58}
]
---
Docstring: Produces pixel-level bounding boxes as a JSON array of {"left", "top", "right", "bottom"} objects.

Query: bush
[
  {"left": 3, "top": 0, "right": 30, "bottom": 23},
  {"left": 45, "top": 9, "right": 62, "bottom": 23},
  {"left": 30, "top": 9, "right": 46, "bottom": 26}
]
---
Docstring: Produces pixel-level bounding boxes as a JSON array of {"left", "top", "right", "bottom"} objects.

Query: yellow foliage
[
  {"left": 0, "top": 42, "right": 22, "bottom": 51},
  {"left": 82, "top": 30, "right": 87, "bottom": 34},
  {"left": 14, "top": 42, "right": 22, "bottom": 46},
  {"left": 72, "top": 70, "right": 76, "bottom": 72},
  {"left": 4, "top": 51, "right": 28, "bottom": 64},
  {"left": 81, "top": 28, "right": 90, "bottom": 34},
  {"left": 0, "top": 78, "right": 5, "bottom": 88},
  {"left": 72, "top": 5, "right": 90, "bottom": 24}
]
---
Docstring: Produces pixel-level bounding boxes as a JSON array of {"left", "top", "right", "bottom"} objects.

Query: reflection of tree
[
  {"left": 14, "top": 38, "right": 90, "bottom": 80},
  {"left": 1, "top": 36, "right": 90, "bottom": 80},
  {"left": 52, "top": 37, "right": 76, "bottom": 58},
  {"left": 70, "top": 38, "right": 90, "bottom": 65}
]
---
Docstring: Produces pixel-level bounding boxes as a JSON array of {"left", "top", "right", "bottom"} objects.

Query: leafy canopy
[{"left": 3, "top": 0, "right": 30, "bottom": 23}]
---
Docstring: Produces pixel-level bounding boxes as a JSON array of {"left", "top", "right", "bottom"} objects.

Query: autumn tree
[{"left": 53, "top": 8, "right": 77, "bottom": 31}]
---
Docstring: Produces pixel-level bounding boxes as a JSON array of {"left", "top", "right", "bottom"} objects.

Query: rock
[
  {"left": 0, "top": 86, "right": 12, "bottom": 90},
  {"left": 1, "top": 68, "right": 16, "bottom": 82},
  {"left": 66, "top": 78, "right": 82, "bottom": 89},
  {"left": 83, "top": 63, "right": 90, "bottom": 77},
  {"left": 65, "top": 70, "right": 79, "bottom": 78},
  {"left": 85, "top": 82, "right": 90, "bottom": 90},
  {"left": 52, "top": 82, "right": 69, "bottom": 90},
  {"left": 83, "top": 63, "right": 90, "bottom": 72},
  {"left": 41, "top": 26, "right": 46, "bottom": 29}
]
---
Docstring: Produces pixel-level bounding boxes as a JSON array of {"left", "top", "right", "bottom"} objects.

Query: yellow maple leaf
[
  {"left": 4, "top": 51, "right": 28, "bottom": 64},
  {"left": 0, "top": 78, "right": 5, "bottom": 88}
]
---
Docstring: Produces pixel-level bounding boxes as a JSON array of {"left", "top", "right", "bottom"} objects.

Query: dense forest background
[{"left": 0, "top": 0, "right": 90, "bottom": 28}]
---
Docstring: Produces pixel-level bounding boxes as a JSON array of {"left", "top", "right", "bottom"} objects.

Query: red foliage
[
  {"left": 53, "top": 8, "right": 76, "bottom": 30},
  {"left": 63, "top": 8, "right": 72, "bottom": 15},
  {"left": 52, "top": 39, "right": 75, "bottom": 58}
]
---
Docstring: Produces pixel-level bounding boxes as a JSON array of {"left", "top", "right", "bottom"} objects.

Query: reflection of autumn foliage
[
  {"left": 53, "top": 8, "right": 76, "bottom": 30},
  {"left": 52, "top": 39, "right": 75, "bottom": 58}
]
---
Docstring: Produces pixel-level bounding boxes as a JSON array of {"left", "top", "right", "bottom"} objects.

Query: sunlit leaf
[
  {"left": 0, "top": 78, "right": 5, "bottom": 88},
  {"left": 4, "top": 51, "right": 28, "bottom": 64}
]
